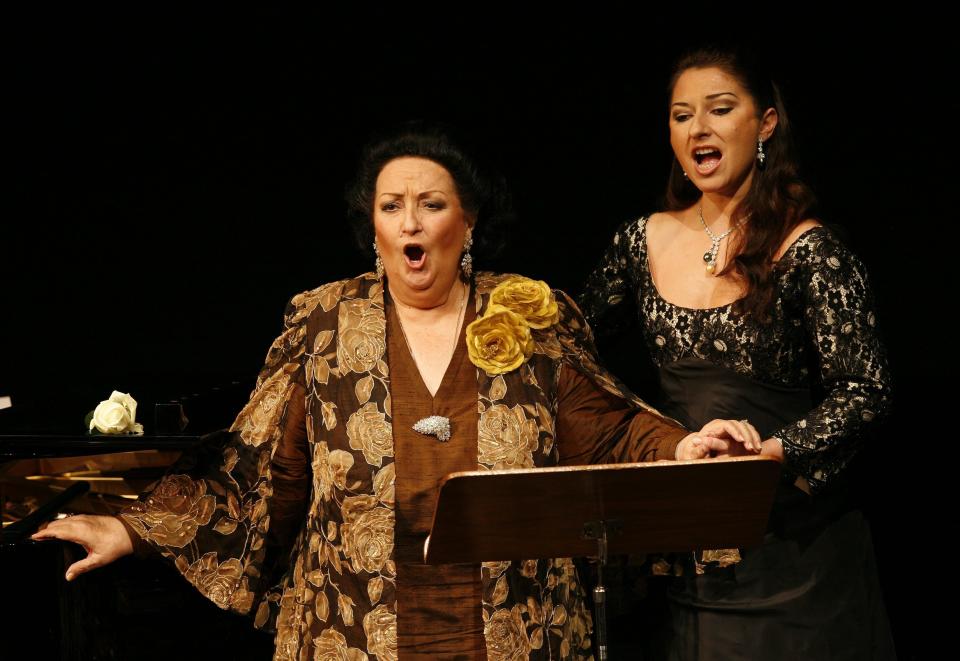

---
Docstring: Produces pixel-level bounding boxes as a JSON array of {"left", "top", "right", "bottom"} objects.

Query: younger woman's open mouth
[
  {"left": 693, "top": 147, "right": 722, "bottom": 175},
  {"left": 403, "top": 244, "right": 426, "bottom": 269}
]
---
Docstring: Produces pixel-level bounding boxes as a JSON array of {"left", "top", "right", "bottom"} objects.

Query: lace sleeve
[
  {"left": 772, "top": 230, "right": 893, "bottom": 492},
  {"left": 577, "top": 218, "right": 644, "bottom": 342}
]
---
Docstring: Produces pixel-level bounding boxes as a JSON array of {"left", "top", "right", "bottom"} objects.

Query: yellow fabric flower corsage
[
  {"left": 467, "top": 277, "right": 558, "bottom": 374},
  {"left": 489, "top": 276, "right": 559, "bottom": 329},
  {"left": 467, "top": 305, "right": 535, "bottom": 374}
]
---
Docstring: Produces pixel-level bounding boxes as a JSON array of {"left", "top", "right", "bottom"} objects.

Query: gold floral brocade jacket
[{"left": 122, "top": 272, "right": 672, "bottom": 661}]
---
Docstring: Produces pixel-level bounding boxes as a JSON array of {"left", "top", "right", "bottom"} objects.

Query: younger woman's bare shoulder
[
  {"left": 645, "top": 210, "right": 688, "bottom": 250},
  {"left": 646, "top": 210, "right": 680, "bottom": 230}
]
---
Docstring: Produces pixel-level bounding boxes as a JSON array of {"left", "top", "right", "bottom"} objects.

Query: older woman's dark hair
[
  {"left": 346, "top": 123, "right": 513, "bottom": 264},
  {"left": 664, "top": 46, "right": 818, "bottom": 320}
]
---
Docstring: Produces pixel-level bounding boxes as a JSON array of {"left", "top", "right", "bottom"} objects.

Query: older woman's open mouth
[
  {"left": 693, "top": 147, "right": 722, "bottom": 174},
  {"left": 403, "top": 244, "right": 426, "bottom": 269}
]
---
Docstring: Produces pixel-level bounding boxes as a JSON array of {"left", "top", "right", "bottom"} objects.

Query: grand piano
[{"left": 0, "top": 385, "right": 275, "bottom": 660}]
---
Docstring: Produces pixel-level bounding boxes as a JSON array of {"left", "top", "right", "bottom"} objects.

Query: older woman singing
[{"left": 33, "top": 125, "right": 754, "bottom": 660}]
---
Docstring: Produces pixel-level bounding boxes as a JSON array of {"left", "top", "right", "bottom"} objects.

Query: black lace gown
[{"left": 579, "top": 217, "right": 896, "bottom": 660}]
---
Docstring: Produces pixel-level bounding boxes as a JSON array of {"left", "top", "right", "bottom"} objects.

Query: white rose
[
  {"left": 90, "top": 391, "right": 144, "bottom": 434},
  {"left": 109, "top": 390, "right": 138, "bottom": 422}
]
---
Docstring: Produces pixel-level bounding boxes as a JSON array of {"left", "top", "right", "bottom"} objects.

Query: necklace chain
[
  {"left": 393, "top": 281, "right": 469, "bottom": 379},
  {"left": 392, "top": 282, "right": 468, "bottom": 443},
  {"left": 698, "top": 205, "right": 741, "bottom": 275}
]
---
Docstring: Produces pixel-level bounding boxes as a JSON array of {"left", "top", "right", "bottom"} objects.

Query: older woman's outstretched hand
[
  {"left": 31, "top": 514, "right": 135, "bottom": 581},
  {"left": 675, "top": 418, "right": 763, "bottom": 460}
]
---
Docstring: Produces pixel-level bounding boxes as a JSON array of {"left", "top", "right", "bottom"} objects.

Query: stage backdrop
[{"left": 4, "top": 7, "right": 948, "bottom": 659}]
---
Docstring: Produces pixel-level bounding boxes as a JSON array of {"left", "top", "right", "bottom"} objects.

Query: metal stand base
[{"left": 583, "top": 519, "right": 621, "bottom": 660}]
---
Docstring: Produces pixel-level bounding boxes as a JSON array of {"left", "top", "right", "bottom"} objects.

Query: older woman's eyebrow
[{"left": 376, "top": 189, "right": 447, "bottom": 198}]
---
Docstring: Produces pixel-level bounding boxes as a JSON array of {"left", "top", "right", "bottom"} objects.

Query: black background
[{"left": 3, "top": 5, "right": 950, "bottom": 658}]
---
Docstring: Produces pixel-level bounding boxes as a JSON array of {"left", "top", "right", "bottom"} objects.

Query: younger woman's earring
[
  {"left": 374, "top": 242, "right": 385, "bottom": 280},
  {"left": 460, "top": 229, "right": 473, "bottom": 279},
  {"left": 757, "top": 138, "right": 766, "bottom": 169}
]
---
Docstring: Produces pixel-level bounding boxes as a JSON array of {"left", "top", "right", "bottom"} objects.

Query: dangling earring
[
  {"left": 373, "top": 241, "right": 385, "bottom": 280},
  {"left": 757, "top": 137, "right": 766, "bottom": 169},
  {"left": 460, "top": 228, "right": 473, "bottom": 279}
]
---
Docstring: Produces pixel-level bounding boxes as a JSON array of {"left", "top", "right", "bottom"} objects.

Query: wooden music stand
[{"left": 424, "top": 456, "right": 781, "bottom": 660}]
